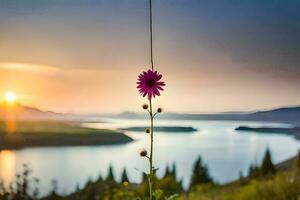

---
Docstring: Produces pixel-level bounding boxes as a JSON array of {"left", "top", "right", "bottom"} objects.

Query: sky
[{"left": 0, "top": 0, "right": 299, "bottom": 114}]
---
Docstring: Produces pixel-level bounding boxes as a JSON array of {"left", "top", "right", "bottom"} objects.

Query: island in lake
[
  {"left": 0, "top": 121, "right": 133, "bottom": 150},
  {"left": 235, "top": 126, "right": 300, "bottom": 140},
  {"left": 120, "top": 126, "right": 197, "bottom": 132}
]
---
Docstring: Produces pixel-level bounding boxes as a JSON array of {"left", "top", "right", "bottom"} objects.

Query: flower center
[{"left": 146, "top": 79, "right": 155, "bottom": 87}]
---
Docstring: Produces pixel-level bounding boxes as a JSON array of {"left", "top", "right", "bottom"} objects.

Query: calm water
[{"left": 0, "top": 119, "right": 299, "bottom": 195}]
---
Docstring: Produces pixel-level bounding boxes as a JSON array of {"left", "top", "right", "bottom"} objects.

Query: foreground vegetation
[
  {"left": 180, "top": 171, "right": 300, "bottom": 200},
  {"left": 0, "top": 121, "right": 133, "bottom": 149},
  {"left": 180, "top": 150, "right": 300, "bottom": 200},
  {"left": 0, "top": 149, "right": 299, "bottom": 200}
]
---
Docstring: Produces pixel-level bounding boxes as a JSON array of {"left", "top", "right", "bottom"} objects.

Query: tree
[
  {"left": 106, "top": 165, "right": 115, "bottom": 182},
  {"left": 141, "top": 172, "right": 148, "bottom": 184},
  {"left": 163, "top": 165, "right": 171, "bottom": 178},
  {"left": 295, "top": 150, "right": 300, "bottom": 171},
  {"left": 261, "top": 148, "right": 276, "bottom": 176},
  {"left": 170, "top": 162, "right": 177, "bottom": 178},
  {"left": 248, "top": 163, "right": 260, "bottom": 178},
  {"left": 190, "top": 156, "right": 213, "bottom": 189},
  {"left": 239, "top": 171, "right": 244, "bottom": 180},
  {"left": 121, "top": 168, "right": 129, "bottom": 183},
  {"left": 164, "top": 162, "right": 177, "bottom": 179},
  {"left": 96, "top": 174, "right": 103, "bottom": 183},
  {"left": 248, "top": 164, "right": 254, "bottom": 176}
]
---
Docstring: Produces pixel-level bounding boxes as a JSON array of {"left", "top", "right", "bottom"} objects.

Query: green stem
[
  {"left": 149, "top": 0, "right": 154, "bottom": 71},
  {"left": 149, "top": 97, "right": 154, "bottom": 200}
]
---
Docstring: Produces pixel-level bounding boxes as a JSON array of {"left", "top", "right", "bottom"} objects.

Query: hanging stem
[
  {"left": 148, "top": 97, "right": 154, "bottom": 200},
  {"left": 149, "top": 0, "right": 154, "bottom": 71}
]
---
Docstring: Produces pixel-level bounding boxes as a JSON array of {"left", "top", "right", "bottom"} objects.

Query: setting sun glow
[{"left": 4, "top": 91, "right": 17, "bottom": 103}]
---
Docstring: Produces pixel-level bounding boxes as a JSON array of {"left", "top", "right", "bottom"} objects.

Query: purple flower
[{"left": 137, "top": 70, "right": 166, "bottom": 99}]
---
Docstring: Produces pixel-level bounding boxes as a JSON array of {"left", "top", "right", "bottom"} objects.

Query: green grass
[
  {"left": 178, "top": 172, "right": 300, "bottom": 200},
  {"left": 179, "top": 167, "right": 300, "bottom": 200}
]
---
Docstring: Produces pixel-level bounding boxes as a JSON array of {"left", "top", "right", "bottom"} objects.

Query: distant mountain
[
  {"left": 1, "top": 104, "right": 300, "bottom": 125},
  {"left": 0, "top": 103, "right": 86, "bottom": 121},
  {"left": 116, "top": 111, "right": 143, "bottom": 119},
  {"left": 246, "top": 106, "right": 300, "bottom": 124},
  {"left": 116, "top": 106, "right": 300, "bottom": 125}
]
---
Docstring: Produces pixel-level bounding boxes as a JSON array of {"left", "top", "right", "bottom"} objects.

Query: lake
[{"left": 0, "top": 119, "right": 299, "bottom": 196}]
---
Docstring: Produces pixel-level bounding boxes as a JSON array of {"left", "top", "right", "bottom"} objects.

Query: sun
[{"left": 4, "top": 91, "right": 17, "bottom": 103}]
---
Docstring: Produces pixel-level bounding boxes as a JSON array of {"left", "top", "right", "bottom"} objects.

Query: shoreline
[
  {"left": 235, "top": 126, "right": 300, "bottom": 140},
  {"left": 0, "top": 121, "right": 133, "bottom": 150}
]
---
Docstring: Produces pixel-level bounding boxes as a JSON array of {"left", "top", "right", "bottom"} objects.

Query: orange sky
[
  {"left": 0, "top": 0, "right": 299, "bottom": 114},
  {"left": 1, "top": 60, "right": 299, "bottom": 114}
]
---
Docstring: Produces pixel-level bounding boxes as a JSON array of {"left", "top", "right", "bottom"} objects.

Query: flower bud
[
  {"left": 157, "top": 107, "right": 163, "bottom": 113},
  {"left": 142, "top": 104, "right": 149, "bottom": 110},
  {"left": 145, "top": 128, "right": 150, "bottom": 133},
  {"left": 140, "top": 149, "right": 147, "bottom": 157}
]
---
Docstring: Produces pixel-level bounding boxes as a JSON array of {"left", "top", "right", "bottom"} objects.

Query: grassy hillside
[
  {"left": 179, "top": 171, "right": 300, "bottom": 200},
  {"left": 178, "top": 155, "right": 300, "bottom": 200},
  {"left": 0, "top": 121, "right": 133, "bottom": 149}
]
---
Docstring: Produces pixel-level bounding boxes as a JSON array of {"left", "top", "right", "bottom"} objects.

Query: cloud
[{"left": 0, "top": 62, "right": 60, "bottom": 75}]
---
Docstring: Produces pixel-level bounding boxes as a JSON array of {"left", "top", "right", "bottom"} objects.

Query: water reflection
[
  {"left": 0, "top": 150, "right": 16, "bottom": 184},
  {"left": 4, "top": 103, "right": 16, "bottom": 134}
]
